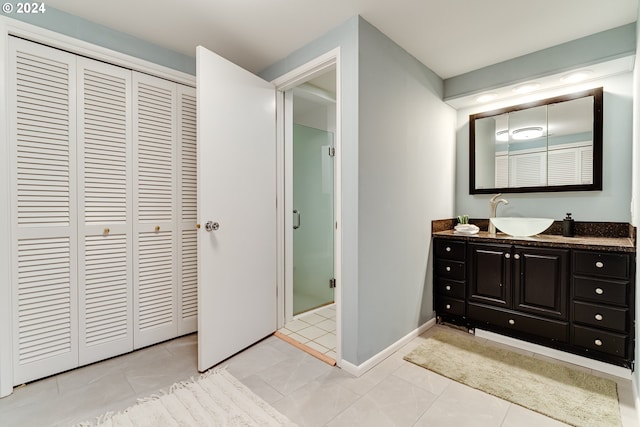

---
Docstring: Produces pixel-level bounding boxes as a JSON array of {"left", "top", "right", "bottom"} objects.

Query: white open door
[{"left": 196, "top": 46, "right": 277, "bottom": 371}]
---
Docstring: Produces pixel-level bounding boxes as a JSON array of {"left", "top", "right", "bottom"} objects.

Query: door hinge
[
  {"left": 328, "top": 146, "right": 335, "bottom": 157},
  {"left": 329, "top": 278, "right": 336, "bottom": 289}
]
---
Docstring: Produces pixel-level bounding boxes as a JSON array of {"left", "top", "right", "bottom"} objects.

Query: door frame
[{"left": 271, "top": 48, "right": 342, "bottom": 364}]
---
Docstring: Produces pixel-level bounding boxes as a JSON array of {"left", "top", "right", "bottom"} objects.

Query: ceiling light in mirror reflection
[
  {"left": 477, "top": 93, "right": 498, "bottom": 103},
  {"left": 561, "top": 70, "right": 593, "bottom": 84},
  {"left": 513, "top": 83, "right": 541, "bottom": 94},
  {"left": 511, "top": 126, "right": 545, "bottom": 140}
]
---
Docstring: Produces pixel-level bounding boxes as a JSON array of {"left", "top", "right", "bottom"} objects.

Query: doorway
[{"left": 273, "top": 51, "right": 341, "bottom": 363}]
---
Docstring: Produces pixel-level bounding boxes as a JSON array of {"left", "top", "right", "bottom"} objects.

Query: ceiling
[{"left": 43, "top": 0, "right": 638, "bottom": 79}]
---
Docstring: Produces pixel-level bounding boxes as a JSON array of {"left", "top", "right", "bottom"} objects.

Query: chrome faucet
[{"left": 489, "top": 193, "right": 509, "bottom": 234}]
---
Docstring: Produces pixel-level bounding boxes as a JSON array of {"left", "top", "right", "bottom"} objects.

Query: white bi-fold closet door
[{"left": 9, "top": 36, "right": 197, "bottom": 385}]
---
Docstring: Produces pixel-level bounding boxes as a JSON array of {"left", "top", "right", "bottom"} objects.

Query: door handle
[
  {"left": 205, "top": 221, "right": 219, "bottom": 232},
  {"left": 293, "top": 209, "right": 301, "bottom": 230}
]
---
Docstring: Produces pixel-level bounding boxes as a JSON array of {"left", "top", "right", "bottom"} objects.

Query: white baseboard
[
  {"left": 475, "top": 328, "right": 632, "bottom": 380},
  {"left": 339, "top": 318, "right": 436, "bottom": 377}
]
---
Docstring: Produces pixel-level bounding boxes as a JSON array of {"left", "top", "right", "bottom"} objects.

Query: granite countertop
[{"left": 432, "top": 218, "right": 636, "bottom": 253}]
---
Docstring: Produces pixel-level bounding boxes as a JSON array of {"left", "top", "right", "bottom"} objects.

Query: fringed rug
[
  {"left": 77, "top": 368, "right": 296, "bottom": 426},
  {"left": 404, "top": 330, "right": 621, "bottom": 427}
]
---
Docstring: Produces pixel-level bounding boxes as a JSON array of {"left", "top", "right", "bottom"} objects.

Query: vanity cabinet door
[
  {"left": 468, "top": 243, "right": 512, "bottom": 308},
  {"left": 513, "top": 246, "right": 569, "bottom": 320}
]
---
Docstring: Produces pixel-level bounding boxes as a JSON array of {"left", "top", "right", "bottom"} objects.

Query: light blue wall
[
  {"left": 263, "top": 17, "right": 456, "bottom": 365},
  {"left": 356, "top": 19, "right": 455, "bottom": 362},
  {"left": 445, "top": 23, "right": 636, "bottom": 101},
  {"left": 631, "top": 8, "right": 640, "bottom": 403},
  {"left": 0, "top": 2, "right": 195, "bottom": 74}
]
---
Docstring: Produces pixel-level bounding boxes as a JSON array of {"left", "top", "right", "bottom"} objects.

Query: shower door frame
[{"left": 271, "top": 48, "right": 342, "bottom": 364}]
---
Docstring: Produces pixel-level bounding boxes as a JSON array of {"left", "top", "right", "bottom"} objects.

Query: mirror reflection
[{"left": 470, "top": 88, "right": 602, "bottom": 194}]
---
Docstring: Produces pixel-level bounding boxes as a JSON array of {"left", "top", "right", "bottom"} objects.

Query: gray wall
[
  {"left": 263, "top": 17, "right": 456, "bottom": 365},
  {"left": 0, "top": 2, "right": 195, "bottom": 74},
  {"left": 455, "top": 72, "right": 633, "bottom": 221}
]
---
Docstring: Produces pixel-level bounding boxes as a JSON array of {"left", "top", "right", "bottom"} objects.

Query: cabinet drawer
[
  {"left": 573, "top": 251, "right": 630, "bottom": 279},
  {"left": 573, "top": 277, "right": 628, "bottom": 306},
  {"left": 435, "top": 296, "right": 465, "bottom": 317},
  {"left": 468, "top": 303, "right": 568, "bottom": 342},
  {"left": 435, "top": 239, "right": 465, "bottom": 261},
  {"left": 573, "top": 325, "right": 628, "bottom": 358},
  {"left": 435, "top": 278, "right": 465, "bottom": 299},
  {"left": 573, "top": 301, "right": 628, "bottom": 333},
  {"left": 436, "top": 260, "right": 465, "bottom": 280}
]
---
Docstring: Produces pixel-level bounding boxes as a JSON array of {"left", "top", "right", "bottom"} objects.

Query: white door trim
[{"left": 272, "top": 47, "right": 342, "bottom": 365}]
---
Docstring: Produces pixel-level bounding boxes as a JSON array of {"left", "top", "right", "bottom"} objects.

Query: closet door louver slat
[
  {"left": 178, "top": 86, "right": 197, "bottom": 334},
  {"left": 10, "top": 38, "right": 79, "bottom": 384},
  {"left": 77, "top": 58, "right": 133, "bottom": 365},
  {"left": 133, "top": 73, "right": 178, "bottom": 348}
]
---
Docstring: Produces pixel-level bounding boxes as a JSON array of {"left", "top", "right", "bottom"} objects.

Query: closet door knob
[
  {"left": 595, "top": 288, "right": 604, "bottom": 295},
  {"left": 595, "top": 314, "right": 603, "bottom": 321},
  {"left": 508, "top": 319, "right": 515, "bottom": 325},
  {"left": 595, "top": 261, "right": 604, "bottom": 268},
  {"left": 514, "top": 254, "right": 520, "bottom": 260},
  {"left": 505, "top": 253, "right": 511, "bottom": 259},
  {"left": 445, "top": 285, "right": 451, "bottom": 291},
  {"left": 594, "top": 339, "right": 603, "bottom": 346},
  {"left": 445, "top": 246, "right": 451, "bottom": 252},
  {"left": 196, "top": 223, "right": 201, "bottom": 229},
  {"left": 155, "top": 225, "right": 160, "bottom": 232},
  {"left": 445, "top": 304, "right": 451, "bottom": 310},
  {"left": 446, "top": 266, "right": 451, "bottom": 272},
  {"left": 103, "top": 228, "right": 110, "bottom": 235}
]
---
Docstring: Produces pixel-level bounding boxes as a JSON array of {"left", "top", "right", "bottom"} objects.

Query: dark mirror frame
[{"left": 469, "top": 87, "right": 603, "bottom": 194}]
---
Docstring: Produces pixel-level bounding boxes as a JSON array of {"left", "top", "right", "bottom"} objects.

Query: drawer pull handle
[
  {"left": 446, "top": 266, "right": 451, "bottom": 272},
  {"left": 594, "top": 339, "right": 603, "bottom": 346},
  {"left": 505, "top": 253, "right": 511, "bottom": 259},
  {"left": 508, "top": 319, "right": 515, "bottom": 325},
  {"left": 445, "top": 304, "right": 451, "bottom": 310},
  {"left": 446, "top": 246, "right": 451, "bottom": 252},
  {"left": 445, "top": 285, "right": 451, "bottom": 291},
  {"left": 595, "top": 314, "right": 603, "bottom": 321},
  {"left": 595, "top": 288, "right": 604, "bottom": 295},
  {"left": 595, "top": 261, "right": 604, "bottom": 268}
]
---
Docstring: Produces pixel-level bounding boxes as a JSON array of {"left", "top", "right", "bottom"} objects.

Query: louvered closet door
[
  {"left": 133, "top": 72, "right": 178, "bottom": 348},
  {"left": 77, "top": 58, "right": 133, "bottom": 365},
  {"left": 9, "top": 37, "right": 79, "bottom": 384},
  {"left": 177, "top": 85, "right": 197, "bottom": 335}
]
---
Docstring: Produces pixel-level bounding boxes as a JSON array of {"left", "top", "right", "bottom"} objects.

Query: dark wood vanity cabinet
[
  {"left": 467, "top": 243, "right": 570, "bottom": 342},
  {"left": 571, "top": 250, "right": 634, "bottom": 362},
  {"left": 433, "top": 237, "right": 635, "bottom": 367}
]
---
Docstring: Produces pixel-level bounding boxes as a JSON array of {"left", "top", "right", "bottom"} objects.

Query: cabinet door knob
[
  {"left": 445, "top": 304, "right": 451, "bottom": 310},
  {"left": 514, "top": 254, "right": 520, "bottom": 260},
  {"left": 508, "top": 319, "right": 515, "bottom": 325},
  {"left": 505, "top": 253, "right": 511, "bottom": 259},
  {"left": 445, "top": 246, "right": 451, "bottom": 252},
  {"left": 594, "top": 314, "right": 603, "bottom": 321},
  {"left": 595, "top": 261, "right": 604, "bottom": 268},
  {"left": 446, "top": 266, "right": 451, "bottom": 272},
  {"left": 445, "top": 285, "right": 451, "bottom": 291},
  {"left": 594, "top": 339, "right": 603, "bottom": 346},
  {"left": 595, "top": 288, "right": 604, "bottom": 295}
]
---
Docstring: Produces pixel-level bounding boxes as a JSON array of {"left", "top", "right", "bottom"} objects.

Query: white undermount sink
[{"left": 489, "top": 217, "right": 554, "bottom": 237}]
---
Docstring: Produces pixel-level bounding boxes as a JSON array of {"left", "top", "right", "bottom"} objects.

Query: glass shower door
[{"left": 293, "top": 124, "right": 334, "bottom": 315}]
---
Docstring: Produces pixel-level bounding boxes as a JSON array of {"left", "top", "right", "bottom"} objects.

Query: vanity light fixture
[
  {"left": 561, "top": 70, "right": 593, "bottom": 83},
  {"left": 495, "top": 129, "right": 509, "bottom": 142},
  {"left": 477, "top": 93, "right": 498, "bottom": 103},
  {"left": 513, "top": 83, "right": 540, "bottom": 94},
  {"left": 511, "top": 126, "right": 544, "bottom": 140}
]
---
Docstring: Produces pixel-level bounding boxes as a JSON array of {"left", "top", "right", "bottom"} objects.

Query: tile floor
[
  {"left": 0, "top": 324, "right": 637, "bottom": 427},
  {"left": 279, "top": 304, "right": 337, "bottom": 360}
]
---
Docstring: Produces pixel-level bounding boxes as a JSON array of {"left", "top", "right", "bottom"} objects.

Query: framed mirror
[{"left": 469, "top": 87, "right": 603, "bottom": 194}]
